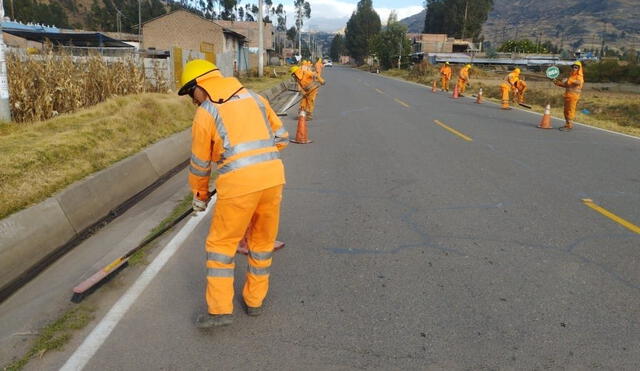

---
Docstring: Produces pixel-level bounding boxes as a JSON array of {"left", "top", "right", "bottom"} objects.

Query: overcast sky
[{"left": 281, "top": 0, "right": 424, "bottom": 33}]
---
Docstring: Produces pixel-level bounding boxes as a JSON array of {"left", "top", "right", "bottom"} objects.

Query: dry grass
[
  {"left": 240, "top": 65, "right": 292, "bottom": 92},
  {"left": 0, "top": 93, "right": 195, "bottom": 219},
  {"left": 7, "top": 48, "right": 168, "bottom": 123}
]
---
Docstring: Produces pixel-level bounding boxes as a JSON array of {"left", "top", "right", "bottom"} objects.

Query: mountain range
[{"left": 399, "top": 0, "right": 640, "bottom": 51}]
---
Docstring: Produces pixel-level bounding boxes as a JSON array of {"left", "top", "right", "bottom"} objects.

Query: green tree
[
  {"left": 329, "top": 33, "right": 346, "bottom": 61},
  {"left": 370, "top": 12, "right": 411, "bottom": 69},
  {"left": 498, "top": 39, "right": 549, "bottom": 54},
  {"left": 345, "top": 0, "right": 381, "bottom": 64},
  {"left": 423, "top": 0, "right": 493, "bottom": 41},
  {"left": 5, "top": 0, "right": 70, "bottom": 27}
]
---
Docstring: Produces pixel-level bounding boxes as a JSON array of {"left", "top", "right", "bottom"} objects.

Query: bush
[{"left": 583, "top": 61, "right": 640, "bottom": 84}]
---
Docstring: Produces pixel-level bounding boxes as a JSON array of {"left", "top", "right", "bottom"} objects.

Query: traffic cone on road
[
  {"left": 537, "top": 104, "right": 553, "bottom": 129},
  {"left": 432, "top": 81, "right": 437, "bottom": 93},
  {"left": 452, "top": 84, "right": 459, "bottom": 99},
  {"left": 290, "top": 110, "right": 312, "bottom": 144},
  {"left": 475, "top": 88, "right": 483, "bottom": 104}
]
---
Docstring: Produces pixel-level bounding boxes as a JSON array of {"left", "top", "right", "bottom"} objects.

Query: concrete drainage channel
[{"left": 0, "top": 81, "right": 294, "bottom": 303}]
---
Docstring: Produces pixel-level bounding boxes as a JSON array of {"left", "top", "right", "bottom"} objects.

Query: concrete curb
[{"left": 0, "top": 82, "right": 288, "bottom": 300}]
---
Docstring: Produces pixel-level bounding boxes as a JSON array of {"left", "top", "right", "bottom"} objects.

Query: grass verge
[
  {"left": 0, "top": 93, "right": 195, "bottom": 219},
  {"left": 240, "top": 65, "right": 292, "bottom": 92},
  {"left": 4, "top": 305, "right": 95, "bottom": 371}
]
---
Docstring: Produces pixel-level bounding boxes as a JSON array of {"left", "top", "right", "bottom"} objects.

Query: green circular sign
[{"left": 546, "top": 66, "right": 560, "bottom": 79}]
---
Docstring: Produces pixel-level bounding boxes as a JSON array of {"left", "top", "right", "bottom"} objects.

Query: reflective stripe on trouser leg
[
  {"left": 205, "top": 191, "right": 262, "bottom": 314},
  {"left": 242, "top": 184, "right": 283, "bottom": 308}
]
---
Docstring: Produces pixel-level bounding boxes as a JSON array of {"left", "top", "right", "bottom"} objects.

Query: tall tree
[
  {"left": 423, "top": 0, "right": 493, "bottom": 41},
  {"left": 344, "top": 0, "right": 381, "bottom": 64},
  {"left": 329, "top": 33, "right": 346, "bottom": 61},
  {"left": 371, "top": 11, "right": 411, "bottom": 69}
]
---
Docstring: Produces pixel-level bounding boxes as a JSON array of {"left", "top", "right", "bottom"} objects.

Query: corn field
[{"left": 7, "top": 48, "right": 170, "bottom": 123}]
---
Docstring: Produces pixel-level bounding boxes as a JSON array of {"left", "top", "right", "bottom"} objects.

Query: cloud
[{"left": 285, "top": 1, "right": 424, "bottom": 33}]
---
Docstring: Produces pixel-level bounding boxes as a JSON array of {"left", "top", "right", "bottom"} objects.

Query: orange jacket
[
  {"left": 293, "top": 69, "right": 324, "bottom": 93},
  {"left": 555, "top": 65, "right": 584, "bottom": 96},
  {"left": 440, "top": 65, "right": 452, "bottom": 79},
  {"left": 189, "top": 72, "right": 288, "bottom": 200},
  {"left": 458, "top": 66, "right": 470, "bottom": 82}
]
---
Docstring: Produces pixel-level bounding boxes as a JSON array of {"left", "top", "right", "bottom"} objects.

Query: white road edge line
[
  {"left": 374, "top": 72, "right": 640, "bottom": 142},
  {"left": 60, "top": 196, "right": 216, "bottom": 371}
]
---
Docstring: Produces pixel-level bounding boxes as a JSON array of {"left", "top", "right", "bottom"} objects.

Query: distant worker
[
  {"left": 553, "top": 61, "right": 584, "bottom": 131},
  {"left": 439, "top": 62, "right": 452, "bottom": 92},
  {"left": 179, "top": 60, "right": 289, "bottom": 328},
  {"left": 315, "top": 58, "right": 324, "bottom": 79},
  {"left": 291, "top": 65, "right": 325, "bottom": 120},
  {"left": 456, "top": 64, "right": 471, "bottom": 96},
  {"left": 514, "top": 78, "right": 527, "bottom": 104},
  {"left": 500, "top": 68, "right": 520, "bottom": 110}
]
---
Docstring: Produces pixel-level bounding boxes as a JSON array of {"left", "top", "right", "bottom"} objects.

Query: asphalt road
[{"left": 55, "top": 66, "right": 640, "bottom": 370}]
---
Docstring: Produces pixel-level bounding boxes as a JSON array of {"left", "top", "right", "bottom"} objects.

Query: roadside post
[{"left": 0, "top": 0, "right": 12, "bottom": 122}]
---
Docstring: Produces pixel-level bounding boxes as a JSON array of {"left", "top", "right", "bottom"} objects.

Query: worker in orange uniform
[
  {"left": 439, "top": 62, "right": 452, "bottom": 92},
  {"left": 456, "top": 64, "right": 471, "bottom": 96},
  {"left": 553, "top": 61, "right": 584, "bottom": 131},
  {"left": 179, "top": 60, "right": 289, "bottom": 328},
  {"left": 291, "top": 65, "right": 325, "bottom": 120},
  {"left": 514, "top": 78, "right": 527, "bottom": 104},
  {"left": 314, "top": 58, "right": 324, "bottom": 79},
  {"left": 500, "top": 68, "right": 520, "bottom": 110}
]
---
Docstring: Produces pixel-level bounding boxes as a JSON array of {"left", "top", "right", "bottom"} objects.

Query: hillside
[{"left": 399, "top": 0, "right": 640, "bottom": 51}]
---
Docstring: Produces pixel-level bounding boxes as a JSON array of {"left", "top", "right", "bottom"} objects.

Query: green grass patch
[
  {"left": 129, "top": 192, "right": 194, "bottom": 266},
  {"left": 240, "top": 65, "right": 292, "bottom": 92},
  {"left": 4, "top": 305, "right": 95, "bottom": 371}
]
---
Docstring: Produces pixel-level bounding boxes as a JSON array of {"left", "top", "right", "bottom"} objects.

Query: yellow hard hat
[
  {"left": 466, "top": 64, "right": 471, "bottom": 68},
  {"left": 179, "top": 59, "right": 218, "bottom": 96},
  {"left": 290, "top": 66, "right": 300, "bottom": 74},
  {"left": 572, "top": 61, "right": 582, "bottom": 67},
  {"left": 445, "top": 61, "right": 450, "bottom": 65},
  {"left": 514, "top": 68, "right": 521, "bottom": 74}
]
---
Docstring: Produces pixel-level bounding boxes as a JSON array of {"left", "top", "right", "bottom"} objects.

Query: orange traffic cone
[
  {"left": 537, "top": 104, "right": 553, "bottom": 129},
  {"left": 452, "top": 84, "right": 459, "bottom": 99},
  {"left": 290, "top": 110, "right": 312, "bottom": 144},
  {"left": 475, "top": 88, "right": 483, "bottom": 104},
  {"left": 432, "top": 80, "right": 437, "bottom": 93}
]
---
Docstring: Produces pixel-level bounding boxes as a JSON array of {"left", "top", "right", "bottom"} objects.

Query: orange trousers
[
  {"left": 516, "top": 87, "right": 526, "bottom": 104},
  {"left": 456, "top": 78, "right": 467, "bottom": 94},
  {"left": 440, "top": 76, "right": 450, "bottom": 91},
  {"left": 302, "top": 88, "right": 319, "bottom": 116},
  {"left": 205, "top": 184, "right": 283, "bottom": 314},
  {"left": 500, "top": 83, "right": 512, "bottom": 108},
  {"left": 563, "top": 92, "right": 580, "bottom": 127}
]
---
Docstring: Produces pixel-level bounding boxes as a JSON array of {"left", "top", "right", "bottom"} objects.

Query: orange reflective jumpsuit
[
  {"left": 439, "top": 64, "right": 452, "bottom": 91},
  {"left": 189, "top": 71, "right": 289, "bottom": 314},
  {"left": 456, "top": 65, "right": 470, "bottom": 94},
  {"left": 515, "top": 79, "right": 527, "bottom": 104},
  {"left": 500, "top": 70, "right": 520, "bottom": 109},
  {"left": 293, "top": 68, "right": 324, "bottom": 118},
  {"left": 554, "top": 63, "right": 584, "bottom": 129}
]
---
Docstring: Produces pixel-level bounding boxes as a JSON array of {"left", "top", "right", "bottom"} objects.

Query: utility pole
[
  {"left": 258, "top": 0, "right": 264, "bottom": 77},
  {"left": 297, "top": 5, "right": 302, "bottom": 60},
  {"left": 9, "top": 0, "right": 14, "bottom": 19},
  {"left": 0, "top": 0, "right": 12, "bottom": 121},
  {"left": 397, "top": 38, "right": 401, "bottom": 69},
  {"left": 138, "top": 0, "right": 141, "bottom": 41},
  {"left": 461, "top": 0, "right": 468, "bottom": 40}
]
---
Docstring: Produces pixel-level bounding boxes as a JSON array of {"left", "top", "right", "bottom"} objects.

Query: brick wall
[{"left": 143, "top": 10, "right": 224, "bottom": 56}]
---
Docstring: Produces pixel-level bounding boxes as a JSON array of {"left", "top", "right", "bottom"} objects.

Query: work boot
[
  {"left": 246, "top": 305, "right": 263, "bottom": 317},
  {"left": 558, "top": 126, "right": 572, "bottom": 132},
  {"left": 195, "top": 313, "right": 233, "bottom": 328}
]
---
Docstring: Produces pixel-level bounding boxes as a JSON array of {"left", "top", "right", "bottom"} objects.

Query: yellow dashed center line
[
  {"left": 582, "top": 199, "right": 640, "bottom": 234},
  {"left": 394, "top": 98, "right": 410, "bottom": 108},
  {"left": 375, "top": 88, "right": 385, "bottom": 94},
  {"left": 433, "top": 120, "right": 473, "bottom": 142}
]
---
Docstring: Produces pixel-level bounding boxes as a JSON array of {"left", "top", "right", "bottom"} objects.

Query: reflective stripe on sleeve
[
  {"left": 218, "top": 151, "right": 280, "bottom": 174},
  {"left": 191, "top": 154, "right": 211, "bottom": 169},
  {"left": 247, "top": 266, "right": 270, "bottom": 275},
  {"left": 189, "top": 165, "right": 211, "bottom": 177},
  {"left": 249, "top": 250, "right": 273, "bottom": 261},
  {"left": 207, "top": 252, "right": 234, "bottom": 264},
  {"left": 207, "top": 268, "right": 235, "bottom": 277}
]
